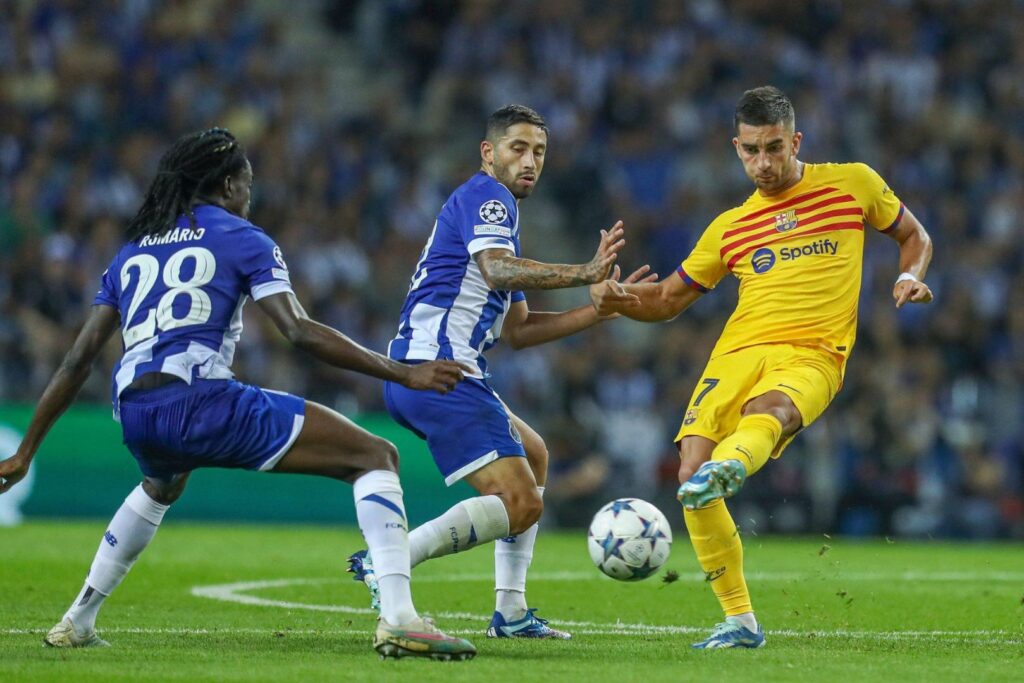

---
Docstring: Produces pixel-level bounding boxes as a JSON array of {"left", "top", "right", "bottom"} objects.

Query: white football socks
[
  {"left": 732, "top": 611, "right": 759, "bottom": 632},
  {"left": 65, "top": 485, "right": 168, "bottom": 632},
  {"left": 353, "top": 469, "right": 417, "bottom": 626},
  {"left": 408, "top": 495, "right": 510, "bottom": 567},
  {"left": 494, "top": 486, "right": 543, "bottom": 620}
]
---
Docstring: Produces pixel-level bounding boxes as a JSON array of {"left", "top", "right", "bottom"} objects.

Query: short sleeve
[
  {"left": 93, "top": 260, "right": 118, "bottom": 308},
  {"left": 239, "top": 228, "right": 294, "bottom": 301},
  {"left": 678, "top": 221, "right": 729, "bottom": 292},
  {"left": 850, "top": 163, "right": 904, "bottom": 233},
  {"left": 511, "top": 290, "right": 526, "bottom": 303},
  {"left": 461, "top": 192, "right": 518, "bottom": 256}
]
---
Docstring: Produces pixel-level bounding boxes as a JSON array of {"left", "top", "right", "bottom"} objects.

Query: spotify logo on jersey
[{"left": 751, "top": 248, "right": 776, "bottom": 273}]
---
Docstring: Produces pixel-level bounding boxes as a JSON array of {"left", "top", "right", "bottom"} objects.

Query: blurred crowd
[{"left": 2, "top": 0, "right": 1023, "bottom": 537}]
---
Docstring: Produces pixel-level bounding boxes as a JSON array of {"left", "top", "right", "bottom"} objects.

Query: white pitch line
[{"left": 186, "top": 578, "right": 1024, "bottom": 644}]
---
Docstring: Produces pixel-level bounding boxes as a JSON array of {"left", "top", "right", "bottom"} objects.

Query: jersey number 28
[{"left": 120, "top": 247, "right": 216, "bottom": 348}]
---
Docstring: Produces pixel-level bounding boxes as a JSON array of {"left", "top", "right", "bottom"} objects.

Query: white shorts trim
[
  {"left": 258, "top": 413, "right": 305, "bottom": 472},
  {"left": 443, "top": 449, "right": 499, "bottom": 487}
]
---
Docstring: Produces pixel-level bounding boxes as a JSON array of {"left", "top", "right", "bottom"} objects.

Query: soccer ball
[{"left": 587, "top": 498, "right": 672, "bottom": 581}]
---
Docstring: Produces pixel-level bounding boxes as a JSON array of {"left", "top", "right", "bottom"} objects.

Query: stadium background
[{"left": 1, "top": 0, "right": 1021, "bottom": 540}]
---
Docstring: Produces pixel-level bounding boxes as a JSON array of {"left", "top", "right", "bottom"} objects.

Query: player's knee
[
  {"left": 525, "top": 438, "right": 549, "bottom": 479},
  {"left": 506, "top": 488, "right": 543, "bottom": 534},
  {"left": 678, "top": 461, "right": 699, "bottom": 484},
  {"left": 677, "top": 439, "right": 712, "bottom": 484},
  {"left": 743, "top": 394, "right": 802, "bottom": 433},
  {"left": 760, "top": 405, "right": 802, "bottom": 434},
  {"left": 142, "top": 476, "right": 187, "bottom": 505},
  {"left": 369, "top": 439, "right": 400, "bottom": 473}
]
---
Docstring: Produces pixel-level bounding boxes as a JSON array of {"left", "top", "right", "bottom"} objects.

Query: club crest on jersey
[
  {"left": 774, "top": 209, "right": 798, "bottom": 232},
  {"left": 508, "top": 419, "right": 523, "bottom": 444},
  {"left": 479, "top": 200, "right": 508, "bottom": 224}
]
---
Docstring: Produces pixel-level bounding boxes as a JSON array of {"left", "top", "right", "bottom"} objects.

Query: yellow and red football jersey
[{"left": 678, "top": 162, "right": 904, "bottom": 364}]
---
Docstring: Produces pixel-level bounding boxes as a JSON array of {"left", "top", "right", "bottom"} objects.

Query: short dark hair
[
  {"left": 486, "top": 104, "right": 548, "bottom": 140},
  {"left": 126, "top": 128, "right": 248, "bottom": 241},
  {"left": 734, "top": 86, "right": 795, "bottom": 131}
]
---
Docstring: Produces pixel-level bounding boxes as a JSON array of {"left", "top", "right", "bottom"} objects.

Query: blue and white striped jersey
[
  {"left": 388, "top": 172, "right": 526, "bottom": 378},
  {"left": 94, "top": 204, "right": 293, "bottom": 411}
]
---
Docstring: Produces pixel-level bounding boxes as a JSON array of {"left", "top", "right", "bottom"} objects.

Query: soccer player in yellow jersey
[{"left": 590, "top": 86, "right": 934, "bottom": 649}]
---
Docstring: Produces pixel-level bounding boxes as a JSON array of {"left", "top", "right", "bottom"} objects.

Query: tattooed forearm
[{"left": 476, "top": 251, "right": 603, "bottom": 290}]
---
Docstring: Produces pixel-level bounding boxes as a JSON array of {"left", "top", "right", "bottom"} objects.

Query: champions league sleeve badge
[
  {"left": 479, "top": 200, "right": 509, "bottom": 224},
  {"left": 273, "top": 246, "right": 288, "bottom": 270}
]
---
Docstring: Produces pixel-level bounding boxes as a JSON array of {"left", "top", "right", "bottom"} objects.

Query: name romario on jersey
[
  {"left": 677, "top": 162, "right": 904, "bottom": 363},
  {"left": 94, "top": 205, "right": 294, "bottom": 412}
]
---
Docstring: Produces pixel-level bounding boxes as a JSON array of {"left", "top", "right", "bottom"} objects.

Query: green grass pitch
[{"left": 1, "top": 521, "right": 1021, "bottom": 682}]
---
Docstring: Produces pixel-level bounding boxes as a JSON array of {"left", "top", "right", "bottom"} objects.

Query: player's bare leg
[
  {"left": 679, "top": 391, "right": 801, "bottom": 510},
  {"left": 275, "top": 401, "right": 474, "bottom": 660},
  {"left": 486, "top": 411, "right": 570, "bottom": 639},
  {"left": 45, "top": 474, "right": 188, "bottom": 648}
]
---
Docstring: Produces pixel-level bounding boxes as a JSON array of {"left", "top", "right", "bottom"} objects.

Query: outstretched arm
[
  {"left": 501, "top": 301, "right": 598, "bottom": 350},
  {"left": 475, "top": 221, "right": 625, "bottom": 290},
  {"left": 0, "top": 304, "right": 120, "bottom": 493},
  {"left": 886, "top": 207, "right": 934, "bottom": 308},
  {"left": 502, "top": 265, "right": 657, "bottom": 350},
  {"left": 590, "top": 270, "right": 704, "bottom": 322},
  {"left": 256, "top": 292, "right": 469, "bottom": 392}
]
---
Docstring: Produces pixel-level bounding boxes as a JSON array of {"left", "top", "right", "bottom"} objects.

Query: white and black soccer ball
[{"left": 587, "top": 498, "right": 672, "bottom": 581}]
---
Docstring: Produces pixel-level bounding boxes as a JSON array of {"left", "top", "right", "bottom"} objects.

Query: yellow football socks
[
  {"left": 684, "top": 499, "right": 751, "bottom": 616},
  {"left": 710, "top": 413, "right": 783, "bottom": 476}
]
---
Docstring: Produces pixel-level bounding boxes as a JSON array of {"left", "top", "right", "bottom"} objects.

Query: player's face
[
  {"left": 733, "top": 123, "right": 802, "bottom": 195},
  {"left": 223, "top": 160, "right": 253, "bottom": 219},
  {"left": 482, "top": 123, "right": 547, "bottom": 199}
]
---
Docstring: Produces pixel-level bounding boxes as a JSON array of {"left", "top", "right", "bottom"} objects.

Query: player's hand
[
  {"left": 402, "top": 360, "right": 472, "bottom": 394},
  {"left": 584, "top": 221, "right": 626, "bottom": 283},
  {"left": 893, "top": 278, "right": 933, "bottom": 308},
  {"left": 0, "top": 453, "right": 30, "bottom": 494},
  {"left": 590, "top": 270, "right": 642, "bottom": 317},
  {"left": 595, "top": 265, "right": 657, "bottom": 319}
]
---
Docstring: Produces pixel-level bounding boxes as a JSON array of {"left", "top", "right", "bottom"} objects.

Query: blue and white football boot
[
  {"left": 677, "top": 459, "right": 748, "bottom": 511},
  {"left": 347, "top": 549, "right": 381, "bottom": 612},
  {"left": 691, "top": 616, "right": 766, "bottom": 649},
  {"left": 486, "top": 608, "right": 572, "bottom": 639}
]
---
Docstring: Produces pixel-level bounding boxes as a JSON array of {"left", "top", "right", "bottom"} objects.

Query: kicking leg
[
  {"left": 46, "top": 474, "right": 186, "bottom": 648},
  {"left": 273, "top": 401, "right": 474, "bottom": 660},
  {"left": 684, "top": 389, "right": 802, "bottom": 647},
  {"left": 678, "top": 391, "right": 800, "bottom": 511},
  {"left": 677, "top": 436, "right": 761, "bottom": 648}
]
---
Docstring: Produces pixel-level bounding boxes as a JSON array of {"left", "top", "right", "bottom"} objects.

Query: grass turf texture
[{"left": 1, "top": 521, "right": 1021, "bottom": 682}]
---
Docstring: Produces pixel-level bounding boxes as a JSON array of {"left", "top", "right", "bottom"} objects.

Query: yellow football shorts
[{"left": 674, "top": 343, "right": 844, "bottom": 457}]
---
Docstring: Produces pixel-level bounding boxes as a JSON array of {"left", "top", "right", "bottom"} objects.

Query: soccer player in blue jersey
[
  {"left": 349, "top": 105, "right": 654, "bottom": 639},
  {"left": 0, "top": 128, "right": 476, "bottom": 660}
]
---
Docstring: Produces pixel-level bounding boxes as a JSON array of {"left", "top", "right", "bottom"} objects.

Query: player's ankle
[
  {"left": 496, "top": 588, "right": 528, "bottom": 620},
  {"left": 730, "top": 611, "right": 758, "bottom": 632}
]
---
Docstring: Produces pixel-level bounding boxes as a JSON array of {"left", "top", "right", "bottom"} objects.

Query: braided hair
[{"left": 126, "top": 128, "right": 248, "bottom": 241}]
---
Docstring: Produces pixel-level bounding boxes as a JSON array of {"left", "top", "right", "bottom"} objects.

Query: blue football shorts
[
  {"left": 384, "top": 376, "right": 526, "bottom": 486},
  {"left": 118, "top": 378, "right": 306, "bottom": 480}
]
